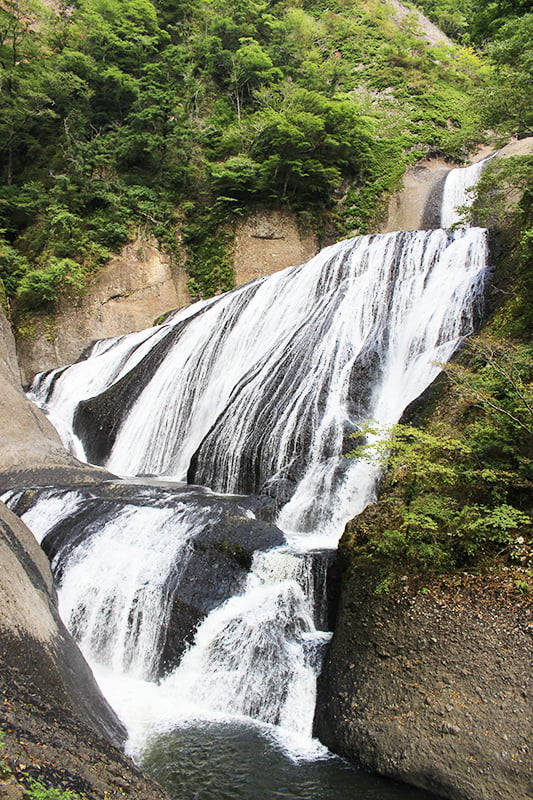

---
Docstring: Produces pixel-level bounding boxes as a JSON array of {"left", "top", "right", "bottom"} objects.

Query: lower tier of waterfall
[
  {"left": 3, "top": 483, "right": 335, "bottom": 753},
  {"left": 3, "top": 481, "right": 440, "bottom": 800}
]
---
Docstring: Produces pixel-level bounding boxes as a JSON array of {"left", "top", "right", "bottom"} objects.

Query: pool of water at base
[{"left": 139, "top": 720, "right": 441, "bottom": 800}]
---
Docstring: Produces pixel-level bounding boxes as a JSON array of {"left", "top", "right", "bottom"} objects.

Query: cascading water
[
  {"left": 29, "top": 226, "right": 487, "bottom": 547},
  {"left": 440, "top": 157, "right": 489, "bottom": 229},
  {"left": 5, "top": 161, "right": 490, "bottom": 799}
]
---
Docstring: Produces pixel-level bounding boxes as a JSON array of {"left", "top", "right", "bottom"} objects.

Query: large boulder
[{"left": 314, "top": 568, "right": 533, "bottom": 800}]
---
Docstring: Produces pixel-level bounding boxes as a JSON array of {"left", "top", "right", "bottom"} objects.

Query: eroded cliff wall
[
  {"left": 16, "top": 213, "right": 318, "bottom": 385},
  {"left": 233, "top": 209, "right": 319, "bottom": 286},
  {"left": 15, "top": 238, "right": 190, "bottom": 386}
]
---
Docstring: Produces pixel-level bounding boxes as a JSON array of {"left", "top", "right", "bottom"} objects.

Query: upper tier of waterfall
[
  {"left": 440, "top": 158, "right": 489, "bottom": 229},
  {"left": 30, "top": 227, "right": 488, "bottom": 547}
]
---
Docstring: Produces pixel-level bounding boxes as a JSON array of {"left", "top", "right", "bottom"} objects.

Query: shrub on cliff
[{"left": 345, "top": 336, "right": 532, "bottom": 585}]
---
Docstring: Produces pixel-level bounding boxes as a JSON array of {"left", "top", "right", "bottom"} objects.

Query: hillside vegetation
[{"left": 0, "top": 0, "right": 497, "bottom": 310}]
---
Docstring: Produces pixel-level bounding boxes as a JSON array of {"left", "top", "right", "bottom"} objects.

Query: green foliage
[
  {"left": 17, "top": 258, "right": 87, "bottom": 309},
  {"left": 1, "top": 731, "right": 81, "bottom": 799},
  {"left": 416, "top": 0, "right": 470, "bottom": 40},
  {"left": 183, "top": 210, "right": 234, "bottom": 299},
  {"left": 25, "top": 781, "right": 80, "bottom": 800},
  {"left": 413, "top": 0, "right": 531, "bottom": 44},
  {"left": 347, "top": 337, "right": 533, "bottom": 577},
  {"left": 474, "top": 14, "right": 533, "bottom": 138},
  {"left": 467, "top": 154, "right": 533, "bottom": 337},
  {"left": 0, "top": 0, "right": 489, "bottom": 313},
  {"left": 0, "top": 232, "right": 30, "bottom": 299},
  {"left": 0, "top": 730, "right": 12, "bottom": 780},
  {"left": 210, "top": 85, "right": 375, "bottom": 211},
  {"left": 468, "top": 0, "right": 532, "bottom": 45}
]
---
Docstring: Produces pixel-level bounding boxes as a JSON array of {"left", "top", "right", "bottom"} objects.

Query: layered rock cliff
[
  {"left": 15, "top": 238, "right": 190, "bottom": 387},
  {"left": 15, "top": 211, "right": 319, "bottom": 385}
]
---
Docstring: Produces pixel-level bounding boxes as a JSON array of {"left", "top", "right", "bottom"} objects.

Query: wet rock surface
[{"left": 314, "top": 568, "right": 533, "bottom": 800}]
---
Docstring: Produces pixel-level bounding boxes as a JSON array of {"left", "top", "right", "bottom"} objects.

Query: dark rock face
[
  {"left": 158, "top": 501, "right": 286, "bottom": 672},
  {"left": 314, "top": 569, "right": 533, "bottom": 800}
]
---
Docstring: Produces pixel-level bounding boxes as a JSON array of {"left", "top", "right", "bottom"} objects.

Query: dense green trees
[
  {"left": 413, "top": 0, "right": 532, "bottom": 139},
  {"left": 413, "top": 0, "right": 530, "bottom": 43},
  {"left": 477, "top": 14, "right": 533, "bottom": 138},
  {"left": 0, "top": 0, "right": 528, "bottom": 307},
  {"left": 209, "top": 86, "right": 374, "bottom": 209},
  {"left": 1, "top": 0, "right": 490, "bottom": 308}
]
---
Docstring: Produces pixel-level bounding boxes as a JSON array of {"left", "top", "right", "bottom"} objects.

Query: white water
[
  {"left": 32, "top": 229, "right": 488, "bottom": 550},
  {"left": 159, "top": 549, "right": 328, "bottom": 739},
  {"left": 5, "top": 488, "right": 84, "bottom": 544},
  {"left": 5, "top": 484, "right": 331, "bottom": 758},
  {"left": 17, "top": 162, "right": 490, "bottom": 761},
  {"left": 440, "top": 158, "right": 488, "bottom": 229},
  {"left": 56, "top": 503, "right": 203, "bottom": 679}
]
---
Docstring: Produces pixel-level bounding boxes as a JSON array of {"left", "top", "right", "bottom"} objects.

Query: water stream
[{"left": 5, "top": 162, "right": 489, "bottom": 799}]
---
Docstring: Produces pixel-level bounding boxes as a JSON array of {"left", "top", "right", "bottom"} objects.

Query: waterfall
[
  {"left": 162, "top": 550, "right": 327, "bottom": 733},
  {"left": 7, "top": 161, "right": 490, "bottom": 765},
  {"left": 440, "top": 158, "right": 488, "bottom": 229},
  {"left": 30, "top": 227, "right": 488, "bottom": 548}
]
